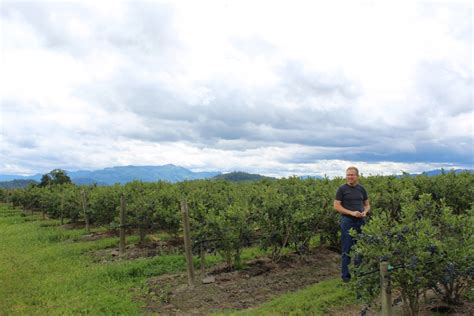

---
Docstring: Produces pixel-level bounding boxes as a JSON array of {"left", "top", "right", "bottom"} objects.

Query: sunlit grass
[
  {"left": 0, "top": 206, "right": 145, "bottom": 315},
  {"left": 0, "top": 205, "right": 273, "bottom": 315},
  {"left": 1, "top": 204, "right": 355, "bottom": 315}
]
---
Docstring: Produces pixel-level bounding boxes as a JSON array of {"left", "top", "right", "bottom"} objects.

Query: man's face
[{"left": 346, "top": 170, "right": 358, "bottom": 186}]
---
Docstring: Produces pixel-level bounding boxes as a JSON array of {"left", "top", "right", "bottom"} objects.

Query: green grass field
[
  {"left": 0, "top": 204, "right": 356, "bottom": 315},
  {"left": 0, "top": 205, "right": 146, "bottom": 314}
]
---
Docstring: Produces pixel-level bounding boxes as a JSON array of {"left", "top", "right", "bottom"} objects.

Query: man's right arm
[{"left": 334, "top": 200, "right": 363, "bottom": 218}]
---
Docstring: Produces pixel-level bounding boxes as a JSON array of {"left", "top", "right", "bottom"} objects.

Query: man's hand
[
  {"left": 362, "top": 200, "right": 370, "bottom": 217},
  {"left": 334, "top": 200, "right": 366, "bottom": 219}
]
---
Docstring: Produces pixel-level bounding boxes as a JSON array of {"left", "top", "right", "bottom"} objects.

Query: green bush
[{"left": 352, "top": 194, "right": 473, "bottom": 315}]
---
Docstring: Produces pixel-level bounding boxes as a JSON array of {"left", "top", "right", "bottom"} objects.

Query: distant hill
[
  {"left": 0, "top": 174, "right": 42, "bottom": 182},
  {"left": 0, "top": 165, "right": 220, "bottom": 185},
  {"left": 418, "top": 169, "right": 473, "bottom": 176},
  {"left": 299, "top": 175, "right": 324, "bottom": 180},
  {"left": 72, "top": 178, "right": 108, "bottom": 186},
  {"left": 399, "top": 168, "right": 474, "bottom": 177},
  {"left": 0, "top": 179, "right": 38, "bottom": 189},
  {"left": 65, "top": 165, "right": 220, "bottom": 184},
  {"left": 212, "top": 171, "right": 273, "bottom": 182},
  {"left": 1, "top": 167, "right": 472, "bottom": 187}
]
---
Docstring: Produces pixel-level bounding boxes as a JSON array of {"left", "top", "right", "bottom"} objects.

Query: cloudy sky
[{"left": 0, "top": 0, "right": 472, "bottom": 177}]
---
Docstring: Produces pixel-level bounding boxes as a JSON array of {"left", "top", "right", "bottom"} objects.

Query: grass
[
  {"left": 214, "top": 279, "right": 358, "bottom": 316},
  {"left": 0, "top": 204, "right": 357, "bottom": 315},
  {"left": 0, "top": 205, "right": 146, "bottom": 315},
  {"left": 0, "top": 206, "right": 195, "bottom": 314},
  {"left": 0, "top": 204, "right": 276, "bottom": 315}
]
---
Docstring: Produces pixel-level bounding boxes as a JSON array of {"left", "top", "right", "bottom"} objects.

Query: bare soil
[
  {"left": 142, "top": 247, "right": 341, "bottom": 315},
  {"left": 137, "top": 245, "right": 473, "bottom": 316},
  {"left": 80, "top": 230, "right": 118, "bottom": 241},
  {"left": 86, "top": 235, "right": 473, "bottom": 316},
  {"left": 91, "top": 238, "right": 183, "bottom": 263}
]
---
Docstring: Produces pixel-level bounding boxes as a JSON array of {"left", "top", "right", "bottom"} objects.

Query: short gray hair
[{"left": 346, "top": 166, "right": 359, "bottom": 176}]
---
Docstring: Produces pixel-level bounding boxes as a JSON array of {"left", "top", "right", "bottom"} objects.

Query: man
[{"left": 333, "top": 166, "right": 370, "bottom": 283}]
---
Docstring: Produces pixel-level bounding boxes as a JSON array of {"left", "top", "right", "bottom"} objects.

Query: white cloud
[{"left": 0, "top": 0, "right": 472, "bottom": 176}]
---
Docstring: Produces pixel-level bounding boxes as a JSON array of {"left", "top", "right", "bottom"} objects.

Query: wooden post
[
  {"left": 60, "top": 193, "right": 64, "bottom": 226},
  {"left": 119, "top": 194, "right": 126, "bottom": 254},
  {"left": 200, "top": 244, "right": 206, "bottom": 276},
  {"left": 80, "top": 190, "right": 90, "bottom": 234},
  {"left": 380, "top": 261, "right": 392, "bottom": 316},
  {"left": 138, "top": 226, "right": 146, "bottom": 245},
  {"left": 180, "top": 200, "right": 194, "bottom": 287}
]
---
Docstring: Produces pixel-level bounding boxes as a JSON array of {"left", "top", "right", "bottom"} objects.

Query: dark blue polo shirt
[{"left": 335, "top": 184, "right": 368, "bottom": 217}]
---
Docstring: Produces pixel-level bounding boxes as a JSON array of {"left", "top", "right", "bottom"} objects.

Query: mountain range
[
  {"left": 212, "top": 171, "right": 274, "bottom": 182},
  {"left": 0, "top": 165, "right": 472, "bottom": 188},
  {"left": 0, "top": 165, "right": 220, "bottom": 185}
]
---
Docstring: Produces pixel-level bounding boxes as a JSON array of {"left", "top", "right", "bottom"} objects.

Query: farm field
[
  {"left": 0, "top": 204, "right": 358, "bottom": 315},
  {"left": 1, "top": 172, "right": 473, "bottom": 315},
  {"left": 3, "top": 1, "right": 472, "bottom": 314}
]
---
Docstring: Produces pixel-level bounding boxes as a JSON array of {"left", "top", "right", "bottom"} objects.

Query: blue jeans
[{"left": 341, "top": 216, "right": 364, "bottom": 281}]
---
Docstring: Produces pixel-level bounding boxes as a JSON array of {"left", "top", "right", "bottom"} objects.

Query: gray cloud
[
  {"left": 1, "top": 1, "right": 472, "bottom": 175},
  {"left": 416, "top": 60, "right": 472, "bottom": 116},
  {"left": 75, "top": 58, "right": 366, "bottom": 148},
  {"left": 277, "top": 61, "right": 361, "bottom": 100},
  {"left": 69, "top": 51, "right": 472, "bottom": 166}
]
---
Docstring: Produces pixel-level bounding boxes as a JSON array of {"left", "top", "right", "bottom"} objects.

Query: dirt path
[{"left": 143, "top": 247, "right": 341, "bottom": 315}]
